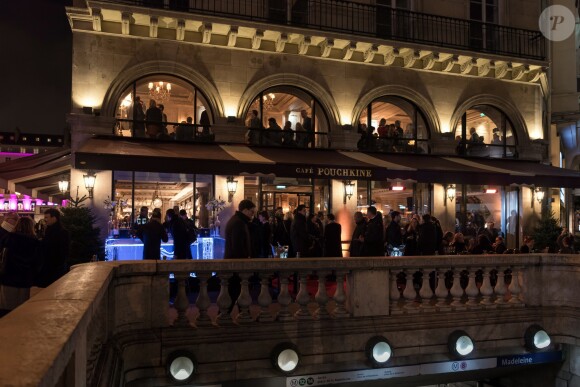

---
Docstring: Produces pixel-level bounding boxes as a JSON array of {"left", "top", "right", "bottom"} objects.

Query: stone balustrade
[{"left": 0, "top": 254, "right": 578, "bottom": 386}]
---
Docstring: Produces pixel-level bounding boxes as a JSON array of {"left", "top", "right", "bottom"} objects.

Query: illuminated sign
[{"left": 295, "top": 167, "right": 372, "bottom": 178}]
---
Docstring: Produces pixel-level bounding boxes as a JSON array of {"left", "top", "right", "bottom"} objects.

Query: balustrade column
[
  {"left": 173, "top": 273, "right": 191, "bottom": 327},
  {"left": 332, "top": 271, "right": 349, "bottom": 318},
  {"left": 465, "top": 269, "right": 480, "bottom": 308},
  {"left": 314, "top": 272, "right": 330, "bottom": 319},
  {"left": 216, "top": 273, "right": 233, "bottom": 324},
  {"left": 389, "top": 270, "right": 403, "bottom": 315},
  {"left": 449, "top": 268, "right": 466, "bottom": 310},
  {"left": 435, "top": 268, "right": 450, "bottom": 311},
  {"left": 403, "top": 270, "right": 419, "bottom": 311},
  {"left": 295, "top": 272, "right": 312, "bottom": 320},
  {"left": 508, "top": 266, "right": 524, "bottom": 306},
  {"left": 419, "top": 269, "right": 435, "bottom": 309},
  {"left": 236, "top": 273, "right": 253, "bottom": 324},
  {"left": 257, "top": 275, "right": 274, "bottom": 322},
  {"left": 276, "top": 272, "right": 293, "bottom": 321},
  {"left": 194, "top": 272, "right": 212, "bottom": 327},
  {"left": 479, "top": 268, "right": 495, "bottom": 308},
  {"left": 494, "top": 267, "right": 507, "bottom": 306}
]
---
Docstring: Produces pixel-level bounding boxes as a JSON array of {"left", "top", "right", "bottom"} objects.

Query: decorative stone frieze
[
  {"left": 121, "top": 12, "right": 131, "bottom": 35},
  {"left": 298, "top": 35, "right": 311, "bottom": 55},
  {"left": 176, "top": 19, "right": 185, "bottom": 41},
  {"left": 512, "top": 65, "right": 530, "bottom": 81},
  {"left": 343, "top": 41, "right": 356, "bottom": 60},
  {"left": 252, "top": 29, "right": 264, "bottom": 49},
  {"left": 275, "top": 33, "right": 287, "bottom": 52},
  {"left": 441, "top": 54, "right": 458, "bottom": 72},
  {"left": 149, "top": 16, "right": 158, "bottom": 38},
  {"left": 200, "top": 23, "right": 212, "bottom": 44},
  {"left": 227, "top": 26, "right": 238, "bottom": 47},
  {"left": 364, "top": 44, "right": 378, "bottom": 63},
  {"left": 319, "top": 38, "right": 333, "bottom": 58},
  {"left": 91, "top": 8, "right": 102, "bottom": 32},
  {"left": 422, "top": 52, "right": 439, "bottom": 70}
]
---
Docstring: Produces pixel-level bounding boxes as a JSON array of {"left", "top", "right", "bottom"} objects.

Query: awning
[{"left": 74, "top": 137, "right": 580, "bottom": 188}]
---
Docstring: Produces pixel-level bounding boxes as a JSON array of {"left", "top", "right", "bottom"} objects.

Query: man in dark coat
[
  {"left": 323, "top": 213, "right": 342, "bottom": 257},
  {"left": 361, "top": 206, "right": 384, "bottom": 256},
  {"left": 386, "top": 211, "right": 403, "bottom": 247},
  {"left": 137, "top": 209, "right": 168, "bottom": 259},
  {"left": 37, "top": 209, "right": 69, "bottom": 288},
  {"left": 224, "top": 200, "right": 256, "bottom": 312},
  {"left": 165, "top": 209, "right": 190, "bottom": 259},
  {"left": 418, "top": 214, "right": 438, "bottom": 255},
  {"left": 290, "top": 205, "right": 311, "bottom": 257}
]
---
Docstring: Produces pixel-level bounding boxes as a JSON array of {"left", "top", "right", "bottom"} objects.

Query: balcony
[
  {"left": 0, "top": 254, "right": 576, "bottom": 386},
  {"left": 97, "top": 0, "right": 546, "bottom": 61}
]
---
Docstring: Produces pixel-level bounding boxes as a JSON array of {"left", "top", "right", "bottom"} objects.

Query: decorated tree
[{"left": 532, "top": 208, "right": 562, "bottom": 253}]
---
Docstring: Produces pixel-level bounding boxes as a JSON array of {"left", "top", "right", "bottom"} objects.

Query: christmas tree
[{"left": 532, "top": 208, "right": 562, "bottom": 253}]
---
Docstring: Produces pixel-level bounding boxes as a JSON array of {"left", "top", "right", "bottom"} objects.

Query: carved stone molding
[
  {"left": 364, "top": 44, "right": 378, "bottom": 63},
  {"left": 383, "top": 47, "right": 399, "bottom": 66},
  {"left": 276, "top": 33, "right": 288, "bottom": 52},
  {"left": 149, "top": 16, "right": 158, "bottom": 38},
  {"left": 227, "top": 26, "right": 238, "bottom": 47},
  {"left": 403, "top": 50, "right": 421, "bottom": 68},
  {"left": 460, "top": 58, "right": 477, "bottom": 75},
  {"left": 201, "top": 23, "right": 212, "bottom": 44},
  {"left": 320, "top": 38, "right": 334, "bottom": 58},
  {"left": 252, "top": 30, "right": 264, "bottom": 50},
  {"left": 478, "top": 60, "right": 494, "bottom": 77},
  {"left": 495, "top": 62, "right": 512, "bottom": 79},
  {"left": 343, "top": 41, "right": 356, "bottom": 61},
  {"left": 422, "top": 52, "right": 439, "bottom": 70},
  {"left": 527, "top": 68, "right": 544, "bottom": 83},
  {"left": 176, "top": 19, "right": 185, "bottom": 41},
  {"left": 121, "top": 12, "right": 131, "bottom": 35},
  {"left": 512, "top": 65, "right": 529, "bottom": 81},
  {"left": 441, "top": 55, "right": 458, "bottom": 72},
  {"left": 298, "top": 35, "right": 311, "bottom": 55},
  {"left": 91, "top": 8, "right": 102, "bottom": 32}
]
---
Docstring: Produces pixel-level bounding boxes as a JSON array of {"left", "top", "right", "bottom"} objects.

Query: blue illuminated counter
[{"left": 105, "top": 237, "right": 225, "bottom": 261}]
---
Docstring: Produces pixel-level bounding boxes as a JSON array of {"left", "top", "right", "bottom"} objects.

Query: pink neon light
[
  {"left": 61, "top": 199, "right": 68, "bottom": 207},
  {"left": 9, "top": 195, "right": 17, "bottom": 211},
  {"left": 36, "top": 199, "right": 44, "bottom": 206},
  {"left": 0, "top": 152, "right": 34, "bottom": 158},
  {"left": 22, "top": 198, "right": 32, "bottom": 211}
]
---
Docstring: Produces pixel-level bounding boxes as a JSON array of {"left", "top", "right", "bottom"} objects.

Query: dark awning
[{"left": 74, "top": 137, "right": 580, "bottom": 188}]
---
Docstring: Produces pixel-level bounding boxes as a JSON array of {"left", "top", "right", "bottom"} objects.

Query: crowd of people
[
  {"left": 0, "top": 209, "right": 70, "bottom": 317},
  {"left": 245, "top": 109, "right": 315, "bottom": 148},
  {"left": 356, "top": 120, "right": 424, "bottom": 153}
]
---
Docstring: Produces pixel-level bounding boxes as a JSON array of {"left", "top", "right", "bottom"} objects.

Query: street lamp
[{"left": 83, "top": 171, "right": 96, "bottom": 199}]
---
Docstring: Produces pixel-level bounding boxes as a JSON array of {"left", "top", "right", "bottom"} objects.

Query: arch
[
  {"left": 101, "top": 60, "right": 225, "bottom": 119},
  {"left": 237, "top": 74, "right": 341, "bottom": 128},
  {"left": 351, "top": 85, "right": 441, "bottom": 135},
  {"left": 449, "top": 95, "right": 529, "bottom": 146}
]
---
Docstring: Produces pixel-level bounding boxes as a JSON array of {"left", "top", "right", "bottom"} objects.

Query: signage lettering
[{"left": 294, "top": 167, "right": 372, "bottom": 178}]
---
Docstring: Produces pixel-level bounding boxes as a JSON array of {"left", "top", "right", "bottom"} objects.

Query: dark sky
[{"left": 0, "top": 0, "right": 72, "bottom": 135}]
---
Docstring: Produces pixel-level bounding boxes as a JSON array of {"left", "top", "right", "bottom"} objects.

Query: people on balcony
[
  {"left": 145, "top": 99, "right": 163, "bottom": 139},
  {"left": 282, "top": 121, "right": 298, "bottom": 147},
  {"left": 246, "top": 109, "right": 261, "bottom": 145},
  {"left": 198, "top": 110, "right": 214, "bottom": 142},
  {"left": 175, "top": 117, "right": 194, "bottom": 141},
  {"left": 129, "top": 96, "right": 145, "bottom": 138}
]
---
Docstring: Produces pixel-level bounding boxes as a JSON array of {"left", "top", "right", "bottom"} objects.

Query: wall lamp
[
  {"left": 226, "top": 176, "right": 238, "bottom": 202},
  {"left": 365, "top": 336, "right": 393, "bottom": 367},
  {"left": 83, "top": 171, "right": 96, "bottom": 199},
  {"left": 166, "top": 350, "right": 197, "bottom": 383},
  {"left": 445, "top": 184, "right": 456, "bottom": 206},
  {"left": 448, "top": 330, "right": 474, "bottom": 359},
  {"left": 534, "top": 187, "right": 545, "bottom": 205},
  {"left": 343, "top": 180, "right": 355, "bottom": 204},
  {"left": 524, "top": 325, "right": 551, "bottom": 351},
  {"left": 58, "top": 176, "right": 69, "bottom": 195},
  {"left": 271, "top": 343, "right": 300, "bottom": 374}
]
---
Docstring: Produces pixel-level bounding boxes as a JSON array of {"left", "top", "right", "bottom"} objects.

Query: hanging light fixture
[
  {"left": 151, "top": 182, "right": 163, "bottom": 208},
  {"left": 226, "top": 176, "right": 238, "bottom": 202},
  {"left": 83, "top": 171, "right": 96, "bottom": 199},
  {"left": 58, "top": 176, "right": 69, "bottom": 195},
  {"left": 262, "top": 93, "right": 276, "bottom": 110},
  {"left": 148, "top": 81, "right": 171, "bottom": 103},
  {"left": 343, "top": 180, "right": 355, "bottom": 204}
]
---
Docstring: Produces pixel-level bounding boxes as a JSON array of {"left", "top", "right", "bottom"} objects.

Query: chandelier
[
  {"left": 151, "top": 182, "right": 163, "bottom": 208},
  {"left": 263, "top": 93, "right": 276, "bottom": 110},
  {"left": 148, "top": 81, "right": 171, "bottom": 103}
]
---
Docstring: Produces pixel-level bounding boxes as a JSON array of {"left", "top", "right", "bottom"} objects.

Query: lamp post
[
  {"left": 83, "top": 171, "right": 96, "bottom": 199},
  {"left": 226, "top": 176, "right": 238, "bottom": 202},
  {"left": 343, "top": 180, "right": 354, "bottom": 204}
]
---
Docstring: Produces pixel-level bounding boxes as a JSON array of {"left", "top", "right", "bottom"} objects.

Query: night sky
[{"left": 0, "top": 0, "right": 72, "bottom": 136}]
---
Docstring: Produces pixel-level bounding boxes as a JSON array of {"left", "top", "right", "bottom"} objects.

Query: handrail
[
  {"left": 1, "top": 254, "right": 577, "bottom": 386},
  {"left": 91, "top": 0, "right": 546, "bottom": 60}
]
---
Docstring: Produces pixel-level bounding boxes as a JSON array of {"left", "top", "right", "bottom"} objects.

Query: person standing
[
  {"left": 0, "top": 217, "right": 42, "bottom": 317},
  {"left": 300, "top": 109, "right": 313, "bottom": 148},
  {"left": 145, "top": 99, "right": 163, "bottom": 138},
  {"left": 129, "top": 96, "right": 145, "bottom": 138},
  {"left": 246, "top": 109, "right": 261, "bottom": 145},
  {"left": 224, "top": 200, "right": 256, "bottom": 312},
  {"left": 349, "top": 211, "right": 366, "bottom": 257},
  {"left": 290, "top": 205, "right": 311, "bottom": 257},
  {"left": 36, "top": 209, "right": 69, "bottom": 288},
  {"left": 165, "top": 209, "right": 190, "bottom": 259},
  {"left": 418, "top": 214, "right": 438, "bottom": 255},
  {"left": 386, "top": 211, "right": 403, "bottom": 248},
  {"left": 323, "top": 213, "right": 342, "bottom": 257},
  {"left": 137, "top": 208, "right": 168, "bottom": 259},
  {"left": 361, "top": 206, "right": 384, "bottom": 256}
]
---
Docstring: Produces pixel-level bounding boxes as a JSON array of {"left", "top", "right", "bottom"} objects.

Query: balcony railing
[
  {"left": 100, "top": 0, "right": 546, "bottom": 60},
  {"left": 0, "top": 254, "right": 576, "bottom": 386}
]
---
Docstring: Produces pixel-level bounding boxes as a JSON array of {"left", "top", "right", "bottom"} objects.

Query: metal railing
[{"left": 100, "top": 0, "right": 546, "bottom": 60}]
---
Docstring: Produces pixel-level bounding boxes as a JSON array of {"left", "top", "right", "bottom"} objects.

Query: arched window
[
  {"left": 115, "top": 75, "right": 214, "bottom": 141},
  {"left": 358, "top": 96, "right": 430, "bottom": 154},
  {"left": 454, "top": 105, "right": 517, "bottom": 158},
  {"left": 244, "top": 87, "right": 330, "bottom": 148}
]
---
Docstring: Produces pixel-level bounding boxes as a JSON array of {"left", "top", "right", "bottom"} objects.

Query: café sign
[{"left": 295, "top": 167, "right": 373, "bottom": 178}]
